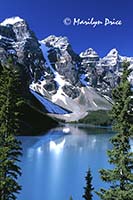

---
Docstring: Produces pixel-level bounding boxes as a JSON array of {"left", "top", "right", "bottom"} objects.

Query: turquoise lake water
[{"left": 18, "top": 125, "right": 115, "bottom": 200}]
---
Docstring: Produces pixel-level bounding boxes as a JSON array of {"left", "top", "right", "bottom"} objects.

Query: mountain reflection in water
[{"left": 18, "top": 125, "right": 115, "bottom": 200}]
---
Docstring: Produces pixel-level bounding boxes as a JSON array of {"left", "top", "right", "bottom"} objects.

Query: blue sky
[{"left": 0, "top": 0, "right": 133, "bottom": 57}]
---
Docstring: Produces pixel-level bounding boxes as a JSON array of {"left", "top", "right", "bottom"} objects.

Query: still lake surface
[{"left": 18, "top": 125, "right": 115, "bottom": 200}]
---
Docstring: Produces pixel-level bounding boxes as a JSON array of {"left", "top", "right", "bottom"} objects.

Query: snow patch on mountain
[
  {"left": 102, "top": 48, "right": 120, "bottom": 67},
  {"left": 0, "top": 35, "right": 14, "bottom": 41},
  {"left": 106, "top": 48, "right": 119, "bottom": 57},
  {"left": 39, "top": 40, "right": 55, "bottom": 73},
  {"left": 1, "top": 16, "right": 24, "bottom": 26},
  {"left": 80, "top": 48, "right": 99, "bottom": 59},
  {"left": 54, "top": 72, "right": 65, "bottom": 87},
  {"left": 42, "top": 35, "right": 69, "bottom": 51},
  {"left": 52, "top": 72, "right": 69, "bottom": 104},
  {"left": 52, "top": 88, "right": 67, "bottom": 105},
  {"left": 39, "top": 40, "right": 71, "bottom": 104},
  {"left": 103, "top": 49, "right": 133, "bottom": 67}
]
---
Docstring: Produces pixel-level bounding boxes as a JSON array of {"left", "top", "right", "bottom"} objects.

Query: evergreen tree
[
  {"left": 96, "top": 61, "right": 133, "bottom": 200},
  {"left": 0, "top": 59, "right": 23, "bottom": 200},
  {"left": 0, "top": 135, "right": 22, "bottom": 200},
  {"left": 83, "top": 168, "right": 94, "bottom": 200}
]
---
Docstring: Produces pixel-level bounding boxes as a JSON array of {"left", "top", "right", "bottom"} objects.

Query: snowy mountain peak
[
  {"left": 0, "top": 16, "right": 24, "bottom": 26},
  {"left": 41, "top": 35, "right": 69, "bottom": 51},
  {"left": 106, "top": 48, "right": 119, "bottom": 57},
  {"left": 80, "top": 48, "right": 99, "bottom": 58}
]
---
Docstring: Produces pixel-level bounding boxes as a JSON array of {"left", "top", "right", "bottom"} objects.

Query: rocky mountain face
[
  {"left": 0, "top": 17, "right": 45, "bottom": 81},
  {"left": 0, "top": 17, "right": 132, "bottom": 122},
  {"left": 80, "top": 48, "right": 133, "bottom": 97}
]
